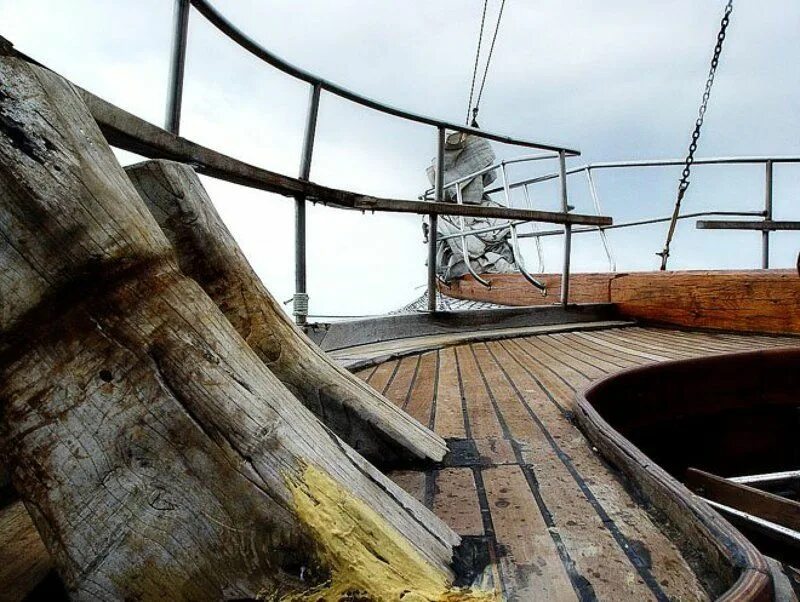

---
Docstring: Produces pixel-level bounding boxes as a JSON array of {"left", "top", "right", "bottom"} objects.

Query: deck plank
[
  {"left": 368, "top": 358, "right": 399, "bottom": 394},
  {"left": 545, "top": 332, "right": 631, "bottom": 371},
  {"left": 433, "top": 468, "right": 484, "bottom": 537},
  {"left": 405, "top": 351, "right": 437, "bottom": 425},
  {"left": 387, "top": 470, "right": 426, "bottom": 505},
  {"left": 455, "top": 346, "right": 504, "bottom": 439},
  {"left": 483, "top": 465, "right": 579, "bottom": 602},
  {"left": 558, "top": 332, "right": 648, "bottom": 367},
  {"left": 485, "top": 339, "right": 709, "bottom": 601},
  {"left": 571, "top": 331, "right": 669, "bottom": 362},
  {"left": 433, "top": 347, "right": 467, "bottom": 439},
  {"left": 383, "top": 354, "right": 419, "bottom": 407},
  {"left": 475, "top": 342, "right": 670, "bottom": 601}
]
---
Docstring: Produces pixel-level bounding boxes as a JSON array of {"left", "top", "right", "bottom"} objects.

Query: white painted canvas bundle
[{"left": 426, "top": 132, "right": 516, "bottom": 280}]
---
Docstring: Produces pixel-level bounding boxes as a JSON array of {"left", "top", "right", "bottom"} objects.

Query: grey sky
[{"left": 2, "top": 1, "right": 798, "bottom": 316}]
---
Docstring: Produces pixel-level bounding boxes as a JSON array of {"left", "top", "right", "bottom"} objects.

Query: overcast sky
[{"left": 2, "top": 1, "right": 798, "bottom": 316}]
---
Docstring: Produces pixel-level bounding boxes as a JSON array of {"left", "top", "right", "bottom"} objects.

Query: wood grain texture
[
  {"left": 0, "top": 57, "right": 457, "bottom": 599},
  {"left": 0, "top": 501, "right": 52, "bottom": 601},
  {"left": 686, "top": 468, "right": 800, "bottom": 533},
  {"left": 443, "top": 270, "right": 800, "bottom": 335},
  {"left": 126, "top": 159, "right": 446, "bottom": 465},
  {"left": 441, "top": 273, "right": 613, "bottom": 307},
  {"left": 356, "top": 327, "right": 797, "bottom": 600}
]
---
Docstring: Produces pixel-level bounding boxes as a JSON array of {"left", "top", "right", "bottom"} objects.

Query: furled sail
[{"left": 426, "top": 132, "right": 516, "bottom": 280}]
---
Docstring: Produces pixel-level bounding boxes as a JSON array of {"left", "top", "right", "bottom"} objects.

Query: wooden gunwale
[{"left": 575, "top": 351, "right": 787, "bottom": 602}]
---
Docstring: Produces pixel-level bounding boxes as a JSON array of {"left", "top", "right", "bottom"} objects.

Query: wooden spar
[
  {"left": 74, "top": 89, "right": 611, "bottom": 226},
  {"left": 125, "top": 159, "right": 447, "bottom": 465},
  {"left": 686, "top": 468, "right": 800, "bottom": 533},
  {"left": 0, "top": 56, "right": 478, "bottom": 600},
  {"left": 696, "top": 220, "right": 800, "bottom": 231}
]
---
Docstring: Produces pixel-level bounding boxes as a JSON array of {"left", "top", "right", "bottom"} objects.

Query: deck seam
[
  {"left": 469, "top": 343, "right": 594, "bottom": 602},
  {"left": 454, "top": 345, "right": 506, "bottom": 597},
  {"left": 483, "top": 341, "right": 671, "bottom": 601}
]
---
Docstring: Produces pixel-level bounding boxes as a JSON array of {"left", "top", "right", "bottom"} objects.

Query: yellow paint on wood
[{"left": 284, "top": 464, "right": 497, "bottom": 602}]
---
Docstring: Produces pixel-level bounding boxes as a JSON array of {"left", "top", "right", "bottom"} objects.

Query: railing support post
[
  {"left": 762, "top": 160, "right": 773, "bottom": 269},
  {"left": 427, "top": 127, "right": 446, "bottom": 312},
  {"left": 165, "top": 0, "right": 190, "bottom": 134},
  {"left": 294, "top": 83, "right": 321, "bottom": 326},
  {"left": 558, "top": 151, "right": 571, "bottom": 306}
]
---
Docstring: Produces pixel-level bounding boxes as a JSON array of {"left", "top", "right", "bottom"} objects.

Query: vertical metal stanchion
[
  {"left": 427, "top": 127, "right": 446, "bottom": 312},
  {"left": 295, "top": 83, "right": 321, "bottom": 326},
  {"left": 165, "top": 0, "right": 190, "bottom": 134},
  {"left": 762, "top": 160, "right": 773, "bottom": 269},
  {"left": 558, "top": 151, "right": 571, "bottom": 306}
]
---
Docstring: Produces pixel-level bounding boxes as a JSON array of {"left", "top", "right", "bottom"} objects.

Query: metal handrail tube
[
  {"left": 586, "top": 168, "right": 616, "bottom": 271},
  {"left": 588, "top": 156, "right": 800, "bottom": 168},
  {"left": 420, "top": 153, "right": 559, "bottom": 199},
  {"left": 427, "top": 128, "right": 446, "bottom": 311},
  {"left": 500, "top": 163, "right": 546, "bottom": 291},
  {"left": 165, "top": 0, "right": 190, "bottom": 134},
  {"left": 189, "top": 0, "right": 579, "bottom": 155},
  {"left": 557, "top": 151, "right": 571, "bottom": 305},
  {"left": 294, "top": 83, "right": 321, "bottom": 326},
  {"left": 486, "top": 155, "right": 800, "bottom": 195},
  {"left": 763, "top": 161, "right": 773, "bottom": 269}
]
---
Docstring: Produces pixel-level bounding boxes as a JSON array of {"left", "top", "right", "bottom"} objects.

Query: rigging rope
[
  {"left": 466, "top": 0, "right": 489, "bottom": 125},
  {"left": 657, "top": 0, "right": 734, "bottom": 270},
  {"left": 466, "top": 0, "right": 506, "bottom": 128}
]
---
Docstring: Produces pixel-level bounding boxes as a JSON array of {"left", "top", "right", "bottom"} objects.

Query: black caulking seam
[
  {"left": 453, "top": 345, "right": 505, "bottom": 597},
  {"left": 470, "top": 343, "right": 595, "bottom": 602},
  {"left": 402, "top": 354, "right": 422, "bottom": 411},
  {"left": 486, "top": 341, "right": 670, "bottom": 602},
  {"left": 428, "top": 350, "right": 440, "bottom": 430},
  {"left": 380, "top": 358, "right": 402, "bottom": 396}
]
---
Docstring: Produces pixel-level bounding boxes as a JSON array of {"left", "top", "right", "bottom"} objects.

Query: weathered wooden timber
[
  {"left": 126, "top": 159, "right": 446, "bottom": 465},
  {"left": 0, "top": 57, "right": 469, "bottom": 600},
  {"left": 443, "top": 270, "right": 800, "bottom": 334},
  {"left": 6, "top": 325, "right": 800, "bottom": 600},
  {"left": 687, "top": 468, "right": 800, "bottom": 534},
  {"left": 697, "top": 220, "right": 800, "bottom": 231}
]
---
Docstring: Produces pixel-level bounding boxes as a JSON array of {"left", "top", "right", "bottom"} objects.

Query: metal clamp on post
[{"left": 292, "top": 292, "right": 309, "bottom": 319}]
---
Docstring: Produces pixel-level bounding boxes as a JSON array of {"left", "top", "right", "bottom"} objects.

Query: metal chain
[
  {"left": 466, "top": 0, "right": 489, "bottom": 125},
  {"left": 658, "top": 0, "right": 733, "bottom": 270}
]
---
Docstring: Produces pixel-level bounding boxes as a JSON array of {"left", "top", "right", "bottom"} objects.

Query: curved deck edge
[{"left": 575, "top": 356, "right": 775, "bottom": 601}]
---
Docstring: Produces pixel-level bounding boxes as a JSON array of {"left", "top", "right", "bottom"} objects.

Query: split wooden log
[
  {"left": 125, "top": 159, "right": 447, "bottom": 466},
  {"left": 0, "top": 57, "right": 480, "bottom": 600}
]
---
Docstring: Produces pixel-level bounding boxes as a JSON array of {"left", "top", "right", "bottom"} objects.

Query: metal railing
[
  {"left": 431, "top": 155, "right": 800, "bottom": 274},
  {"left": 162, "top": 0, "right": 586, "bottom": 321}
]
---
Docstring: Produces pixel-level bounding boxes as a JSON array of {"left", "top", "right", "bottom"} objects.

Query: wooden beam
[
  {"left": 81, "top": 90, "right": 610, "bottom": 225},
  {"left": 686, "top": 467, "right": 800, "bottom": 532},
  {"left": 696, "top": 220, "right": 800, "bottom": 231}
]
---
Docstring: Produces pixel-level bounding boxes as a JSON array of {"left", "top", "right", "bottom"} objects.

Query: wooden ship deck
[{"left": 352, "top": 325, "right": 800, "bottom": 601}]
